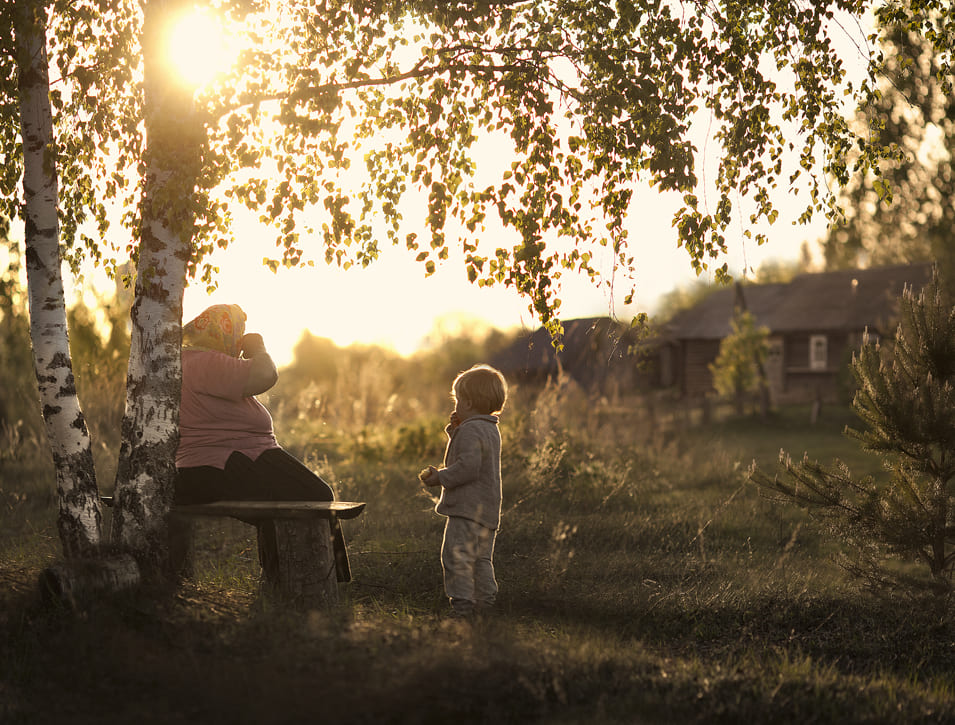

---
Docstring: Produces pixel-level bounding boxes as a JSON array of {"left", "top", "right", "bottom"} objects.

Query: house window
[{"left": 810, "top": 335, "right": 828, "bottom": 371}]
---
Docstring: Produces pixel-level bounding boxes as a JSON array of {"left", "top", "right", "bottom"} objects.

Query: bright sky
[{"left": 178, "top": 193, "right": 824, "bottom": 366}]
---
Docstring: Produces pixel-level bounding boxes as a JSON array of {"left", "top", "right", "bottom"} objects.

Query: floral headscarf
[{"left": 182, "top": 304, "right": 247, "bottom": 356}]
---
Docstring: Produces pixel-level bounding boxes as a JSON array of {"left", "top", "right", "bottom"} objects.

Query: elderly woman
[{"left": 174, "top": 303, "right": 349, "bottom": 581}]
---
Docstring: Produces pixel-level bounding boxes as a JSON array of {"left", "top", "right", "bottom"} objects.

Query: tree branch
[{"left": 214, "top": 42, "right": 581, "bottom": 121}]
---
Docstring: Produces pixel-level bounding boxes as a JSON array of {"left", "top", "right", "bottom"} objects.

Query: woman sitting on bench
[{"left": 174, "top": 303, "right": 350, "bottom": 582}]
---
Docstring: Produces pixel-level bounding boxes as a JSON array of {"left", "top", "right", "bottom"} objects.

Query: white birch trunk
[
  {"left": 15, "top": 0, "right": 103, "bottom": 557},
  {"left": 109, "top": 0, "right": 199, "bottom": 574},
  {"left": 109, "top": 245, "right": 187, "bottom": 569}
]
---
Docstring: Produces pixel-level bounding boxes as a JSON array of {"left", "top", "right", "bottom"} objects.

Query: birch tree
[
  {"left": 13, "top": 0, "right": 102, "bottom": 557},
  {"left": 108, "top": 0, "right": 199, "bottom": 572},
  {"left": 2, "top": 0, "right": 144, "bottom": 578}
]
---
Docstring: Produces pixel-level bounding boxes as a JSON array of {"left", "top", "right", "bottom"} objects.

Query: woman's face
[{"left": 229, "top": 319, "right": 246, "bottom": 356}]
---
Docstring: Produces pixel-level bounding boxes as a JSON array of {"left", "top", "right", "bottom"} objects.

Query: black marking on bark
[
  {"left": 48, "top": 351, "right": 71, "bottom": 369},
  {"left": 112, "top": 432, "right": 179, "bottom": 579},
  {"left": 23, "top": 223, "right": 39, "bottom": 249},
  {"left": 53, "top": 448, "right": 102, "bottom": 557}
]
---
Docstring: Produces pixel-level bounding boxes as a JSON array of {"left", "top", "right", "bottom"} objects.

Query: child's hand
[{"left": 418, "top": 466, "right": 440, "bottom": 486}]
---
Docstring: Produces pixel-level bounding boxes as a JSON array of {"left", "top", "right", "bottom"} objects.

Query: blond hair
[{"left": 452, "top": 364, "right": 508, "bottom": 415}]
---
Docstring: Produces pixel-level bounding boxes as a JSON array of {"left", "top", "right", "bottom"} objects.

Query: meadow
[{"left": 1, "top": 333, "right": 954, "bottom": 724}]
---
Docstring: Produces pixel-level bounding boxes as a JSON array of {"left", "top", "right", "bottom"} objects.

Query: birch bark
[
  {"left": 109, "top": 0, "right": 198, "bottom": 574},
  {"left": 15, "top": 0, "right": 103, "bottom": 557}
]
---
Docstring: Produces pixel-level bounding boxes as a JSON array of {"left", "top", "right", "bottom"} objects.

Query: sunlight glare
[{"left": 167, "top": 9, "right": 235, "bottom": 88}]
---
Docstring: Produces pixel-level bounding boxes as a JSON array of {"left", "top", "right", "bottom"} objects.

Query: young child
[{"left": 419, "top": 364, "right": 508, "bottom": 617}]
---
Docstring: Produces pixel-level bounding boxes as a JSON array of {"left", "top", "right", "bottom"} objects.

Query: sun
[{"left": 167, "top": 9, "right": 236, "bottom": 88}]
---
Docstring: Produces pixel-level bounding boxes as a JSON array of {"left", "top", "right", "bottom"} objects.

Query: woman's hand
[
  {"left": 239, "top": 333, "right": 278, "bottom": 396},
  {"left": 239, "top": 333, "right": 266, "bottom": 358}
]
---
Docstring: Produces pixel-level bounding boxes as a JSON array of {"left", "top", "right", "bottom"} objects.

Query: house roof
[
  {"left": 663, "top": 263, "right": 934, "bottom": 340},
  {"left": 490, "top": 316, "right": 637, "bottom": 384}
]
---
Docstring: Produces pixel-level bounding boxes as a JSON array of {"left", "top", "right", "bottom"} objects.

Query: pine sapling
[{"left": 751, "top": 271, "right": 955, "bottom": 599}]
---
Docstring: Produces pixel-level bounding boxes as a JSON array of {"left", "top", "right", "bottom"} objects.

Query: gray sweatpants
[{"left": 441, "top": 516, "right": 498, "bottom": 613}]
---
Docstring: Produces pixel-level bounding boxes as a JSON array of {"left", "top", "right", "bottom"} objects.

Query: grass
[{"left": 2, "top": 384, "right": 954, "bottom": 724}]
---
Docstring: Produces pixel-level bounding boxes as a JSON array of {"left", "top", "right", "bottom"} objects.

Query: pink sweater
[{"left": 176, "top": 349, "right": 279, "bottom": 469}]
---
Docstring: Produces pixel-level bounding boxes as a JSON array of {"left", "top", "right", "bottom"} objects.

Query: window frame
[{"left": 809, "top": 334, "right": 828, "bottom": 371}]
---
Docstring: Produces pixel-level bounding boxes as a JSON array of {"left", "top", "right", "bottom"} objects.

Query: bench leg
[
  {"left": 257, "top": 518, "right": 338, "bottom": 608},
  {"left": 168, "top": 515, "right": 195, "bottom": 579}
]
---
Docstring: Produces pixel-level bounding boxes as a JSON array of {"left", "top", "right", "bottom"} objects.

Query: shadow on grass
[{"left": 3, "top": 574, "right": 952, "bottom": 725}]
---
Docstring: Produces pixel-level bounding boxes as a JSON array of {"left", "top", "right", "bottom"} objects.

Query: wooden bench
[{"left": 102, "top": 497, "right": 365, "bottom": 608}]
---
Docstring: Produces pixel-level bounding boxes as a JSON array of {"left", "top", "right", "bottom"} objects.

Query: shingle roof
[{"left": 663, "top": 263, "right": 934, "bottom": 340}]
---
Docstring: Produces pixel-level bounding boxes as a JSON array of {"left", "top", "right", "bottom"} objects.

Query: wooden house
[{"left": 659, "top": 263, "right": 934, "bottom": 402}]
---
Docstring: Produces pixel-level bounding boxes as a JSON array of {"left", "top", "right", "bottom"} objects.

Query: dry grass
[{"left": 2, "top": 359, "right": 954, "bottom": 724}]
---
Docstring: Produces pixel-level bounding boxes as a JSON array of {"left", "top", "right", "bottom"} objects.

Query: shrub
[{"left": 709, "top": 308, "right": 769, "bottom": 415}]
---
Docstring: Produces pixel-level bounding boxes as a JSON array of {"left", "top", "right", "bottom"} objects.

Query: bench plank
[
  {"left": 101, "top": 497, "right": 365, "bottom": 521},
  {"left": 172, "top": 500, "right": 365, "bottom": 520}
]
